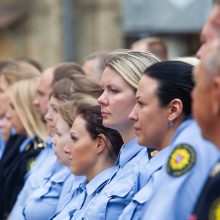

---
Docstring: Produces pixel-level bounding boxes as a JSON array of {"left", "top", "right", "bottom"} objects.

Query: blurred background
[{"left": 0, "top": 0, "right": 212, "bottom": 68}]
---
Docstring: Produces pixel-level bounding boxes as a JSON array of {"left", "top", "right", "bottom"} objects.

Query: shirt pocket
[{"left": 84, "top": 178, "right": 136, "bottom": 220}]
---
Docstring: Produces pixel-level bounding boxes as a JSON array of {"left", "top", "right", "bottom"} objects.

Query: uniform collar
[
  {"left": 115, "top": 138, "right": 144, "bottom": 168},
  {"left": 19, "top": 135, "right": 35, "bottom": 153},
  {"left": 85, "top": 166, "right": 118, "bottom": 196},
  {"left": 171, "top": 117, "right": 193, "bottom": 144},
  {"left": 147, "top": 146, "right": 171, "bottom": 174},
  {"left": 46, "top": 136, "right": 53, "bottom": 149}
]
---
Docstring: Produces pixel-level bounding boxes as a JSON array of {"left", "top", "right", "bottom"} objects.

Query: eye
[
  {"left": 137, "top": 100, "right": 144, "bottom": 106},
  {"left": 70, "top": 133, "right": 78, "bottom": 142},
  {"left": 10, "top": 103, "right": 15, "bottom": 110},
  {"left": 109, "top": 88, "right": 119, "bottom": 94},
  {"left": 52, "top": 106, "right": 59, "bottom": 113}
]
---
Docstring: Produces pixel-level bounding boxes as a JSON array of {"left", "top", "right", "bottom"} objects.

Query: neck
[
  {"left": 86, "top": 157, "right": 114, "bottom": 182},
  {"left": 114, "top": 121, "right": 135, "bottom": 145}
]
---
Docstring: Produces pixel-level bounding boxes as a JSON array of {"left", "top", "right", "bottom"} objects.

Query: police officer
[
  {"left": 141, "top": 62, "right": 219, "bottom": 219},
  {"left": 190, "top": 40, "right": 220, "bottom": 219},
  {"left": 118, "top": 61, "right": 195, "bottom": 219}
]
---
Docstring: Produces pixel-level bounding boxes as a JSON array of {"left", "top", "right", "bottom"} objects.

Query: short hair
[
  {"left": 144, "top": 61, "right": 194, "bottom": 117},
  {"left": 52, "top": 62, "right": 85, "bottom": 85},
  {"left": 51, "top": 73, "right": 103, "bottom": 101},
  {"left": 58, "top": 93, "right": 98, "bottom": 127},
  {"left": 15, "top": 57, "right": 43, "bottom": 72},
  {"left": 8, "top": 77, "right": 47, "bottom": 140},
  {"left": 106, "top": 49, "right": 160, "bottom": 90},
  {"left": 0, "top": 60, "right": 41, "bottom": 85},
  {"left": 83, "top": 51, "right": 108, "bottom": 75},
  {"left": 77, "top": 105, "right": 123, "bottom": 159},
  {"left": 131, "top": 37, "right": 168, "bottom": 60},
  {"left": 213, "top": 0, "right": 220, "bottom": 5}
]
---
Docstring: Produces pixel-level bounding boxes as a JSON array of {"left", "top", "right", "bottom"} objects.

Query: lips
[
  {"left": 101, "top": 111, "right": 110, "bottom": 118},
  {"left": 133, "top": 125, "right": 141, "bottom": 135}
]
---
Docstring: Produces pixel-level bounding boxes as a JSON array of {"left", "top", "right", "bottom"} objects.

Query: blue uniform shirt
[
  {"left": 142, "top": 118, "right": 219, "bottom": 220},
  {"left": 75, "top": 138, "right": 150, "bottom": 220},
  {"left": 10, "top": 137, "right": 57, "bottom": 220},
  {"left": 56, "top": 174, "right": 86, "bottom": 212},
  {"left": 119, "top": 146, "right": 171, "bottom": 220},
  {"left": 51, "top": 166, "right": 118, "bottom": 220},
  {"left": 21, "top": 163, "right": 72, "bottom": 220},
  {"left": 0, "top": 128, "right": 5, "bottom": 159}
]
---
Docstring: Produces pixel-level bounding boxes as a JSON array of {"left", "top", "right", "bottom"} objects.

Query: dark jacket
[{"left": 0, "top": 134, "right": 44, "bottom": 219}]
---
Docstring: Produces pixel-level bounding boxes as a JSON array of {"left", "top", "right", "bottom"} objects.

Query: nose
[
  {"left": 129, "top": 104, "right": 138, "bottom": 121},
  {"left": 44, "top": 109, "right": 52, "bottom": 122},
  {"left": 64, "top": 145, "right": 71, "bottom": 155},
  {"left": 97, "top": 92, "right": 109, "bottom": 106},
  {"left": 196, "top": 44, "right": 205, "bottom": 60},
  {"left": 51, "top": 135, "right": 57, "bottom": 146},
  {"left": 33, "top": 97, "right": 40, "bottom": 107}
]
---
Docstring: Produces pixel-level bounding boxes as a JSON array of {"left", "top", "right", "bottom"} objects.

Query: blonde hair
[
  {"left": 9, "top": 77, "right": 47, "bottom": 140},
  {"left": 58, "top": 93, "right": 98, "bottom": 127},
  {"left": 0, "top": 60, "right": 41, "bottom": 85},
  {"left": 106, "top": 49, "right": 160, "bottom": 90}
]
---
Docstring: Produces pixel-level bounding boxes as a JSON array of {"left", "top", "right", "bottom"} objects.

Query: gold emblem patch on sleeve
[
  {"left": 26, "top": 158, "right": 36, "bottom": 171},
  {"left": 209, "top": 197, "right": 220, "bottom": 220},
  {"left": 166, "top": 144, "right": 196, "bottom": 177}
]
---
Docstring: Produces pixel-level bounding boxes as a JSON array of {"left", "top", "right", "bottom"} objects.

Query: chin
[
  {"left": 137, "top": 137, "right": 145, "bottom": 146},
  {"left": 102, "top": 120, "right": 113, "bottom": 129}
]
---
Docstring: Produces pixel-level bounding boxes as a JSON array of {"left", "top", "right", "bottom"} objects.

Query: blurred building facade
[{"left": 0, "top": 0, "right": 212, "bottom": 68}]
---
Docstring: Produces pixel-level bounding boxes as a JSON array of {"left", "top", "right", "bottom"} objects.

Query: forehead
[
  {"left": 39, "top": 68, "right": 54, "bottom": 89},
  {"left": 137, "top": 75, "right": 158, "bottom": 96},
  {"left": 50, "top": 96, "right": 59, "bottom": 105},
  {"left": 102, "top": 67, "right": 124, "bottom": 83},
  {"left": 71, "top": 115, "right": 86, "bottom": 131},
  {"left": 56, "top": 115, "right": 70, "bottom": 133},
  {"left": 210, "top": 6, "right": 220, "bottom": 23}
]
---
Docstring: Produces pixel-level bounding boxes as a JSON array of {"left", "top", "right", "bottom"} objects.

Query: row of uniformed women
[
  {"left": 0, "top": 61, "right": 48, "bottom": 219},
  {"left": 7, "top": 49, "right": 216, "bottom": 220}
]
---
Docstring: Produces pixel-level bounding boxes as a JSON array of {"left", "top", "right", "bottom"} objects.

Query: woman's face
[
  {"left": 97, "top": 67, "right": 136, "bottom": 132},
  {"left": 129, "top": 75, "right": 170, "bottom": 149},
  {"left": 0, "top": 75, "right": 10, "bottom": 117},
  {"left": 51, "top": 115, "right": 71, "bottom": 166},
  {"left": 45, "top": 96, "right": 60, "bottom": 136},
  {"left": 68, "top": 115, "right": 98, "bottom": 180},
  {"left": 5, "top": 101, "right": 25, "bottom": 135}
]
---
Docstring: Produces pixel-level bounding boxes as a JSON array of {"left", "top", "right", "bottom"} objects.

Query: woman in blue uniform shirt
[
  {"left": 75, "top": 50, "right": 159, "bottom": 219},
  {"left": 20, "top": 100, "right": 73, "bottom": 220},
  {"left": 51, "top": 105, "right": 123, "bottom": 219},
  {"left": 141, "top": 61, "right": 219, "bottom": 220},
  {"left": 119, "top": 60, "right": 195, "bottom": 219}
]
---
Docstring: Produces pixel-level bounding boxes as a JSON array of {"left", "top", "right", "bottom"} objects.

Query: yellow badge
[
  {"left": 210, "top": 162, "right": 220, "bottom": 178},
  {"left": 209, "top": 197, "right": 220, "bottom": 220},
  {"left": 26, "top": 158, "right": 36, "bottom": 171},
  {"left": 166, "top": 144, "right": 196, "bottom": 177},
  {"left": 151, "top": 150, "right": 159, "bottom": 157}
]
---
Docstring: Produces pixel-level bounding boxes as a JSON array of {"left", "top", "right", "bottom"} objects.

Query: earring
[{"left": 168, "top": 120, "right": 173, "bottom": 128}]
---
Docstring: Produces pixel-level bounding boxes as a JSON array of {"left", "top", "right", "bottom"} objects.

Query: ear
[
  {"left": 96, "top": 134, "right": 108, "bottom": 154},
  {"left": 168, "top": 98, "right": 183, "bottom": 121},
  {"left": 211, "top": 77, "right": 220, "bottom": 115}
]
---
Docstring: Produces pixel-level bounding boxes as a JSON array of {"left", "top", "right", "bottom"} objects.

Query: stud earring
[{"left": 168, "top": 120, "right": 173, "bottom": 128}]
